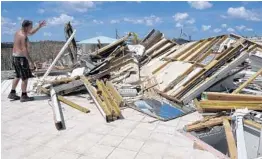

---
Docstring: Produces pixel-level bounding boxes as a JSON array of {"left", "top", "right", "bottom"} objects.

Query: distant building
[{"left": 77, "top": 36, "right": 117, "bottom": 53}]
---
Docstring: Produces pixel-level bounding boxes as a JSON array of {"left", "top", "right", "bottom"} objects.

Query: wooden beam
[
  {"left": 223, "top": 119, "right": 237, "bottom": 159},
  {"left": 233, "top": 68, "right": 262, "bottom": 94},
  {"left": 244, "top": 120, "right": 262, "bottom": 130},
  {"left": 185, "top": 116, "right": 229, "bottom": 132},
  {"left": 105, "top": 81, "right": 123, "bottom": 106},
  {"left": 57, "top": 95, "right": 90, "bottom": 113},
  {"left": 202, "top": 92, "right": 262, "bottom": 101}
]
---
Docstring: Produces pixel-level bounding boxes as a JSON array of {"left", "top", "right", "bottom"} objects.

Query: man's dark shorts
[{"left": 12, "top": 56, "right": 34, "bottom": 81}]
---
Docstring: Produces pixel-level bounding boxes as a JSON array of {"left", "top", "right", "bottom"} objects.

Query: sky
[{"left": 1, "top": 1, "right": 262, "bottom": 42}]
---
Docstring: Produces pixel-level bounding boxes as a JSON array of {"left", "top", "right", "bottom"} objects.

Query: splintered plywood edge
[{"left": 223, "top": 119, "right": 237, "bottom": 159}]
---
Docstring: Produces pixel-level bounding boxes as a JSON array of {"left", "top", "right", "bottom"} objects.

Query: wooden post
[{"left": 223, "top": 119, "right": 237, "bottom": 159}]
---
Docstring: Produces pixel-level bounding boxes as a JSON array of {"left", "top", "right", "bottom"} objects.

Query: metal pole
[{"left": 38, "top": 30, "right": 76, "bottom": 86}]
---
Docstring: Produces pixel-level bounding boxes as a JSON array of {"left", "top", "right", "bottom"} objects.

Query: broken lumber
[
  {"left": 233, "top": 68, "right": 262, "bottom": 94},
  {"left": 202, "top": 92, "right": 262, "bottom": 101},
  {"left": 223, "top": 119, "right": 237, "bottom": 159},
  {"left": 185, "top": 116, "right": 230, "bottom": 132},
  {"left": 57, "top": 96, "right": 90, "bottom": 113}
]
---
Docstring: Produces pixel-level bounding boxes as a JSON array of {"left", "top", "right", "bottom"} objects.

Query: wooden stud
[
  {"left": 223, "top": 119, "right": 237, "bottom": 159},
  {"left": 232, "top": 68, "right": 262, "bottom": 94}
]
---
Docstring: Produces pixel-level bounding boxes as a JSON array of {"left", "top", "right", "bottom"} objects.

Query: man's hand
[{"left": 39, "top": 20, "right": 46, "bottom": 28}]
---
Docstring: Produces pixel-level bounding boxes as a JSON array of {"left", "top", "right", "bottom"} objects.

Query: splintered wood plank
[
  {"left": 223, "top": 119, "right": 237, "bottom": 159},
  {"left": 233, "top": 68, "right": 262, "bottom": 94},
  {"left": 185, "top": 116, "right": 228, "bottom": 132}
]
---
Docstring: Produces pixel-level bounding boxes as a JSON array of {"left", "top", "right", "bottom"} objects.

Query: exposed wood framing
[
  {"left": 232, "top": 68, "right": 262, "bottom": 94},
  {"left": 181, "top": 51, "right": 250, "bottom": 104},
  {"left": 202, "top": 92, "right": 262, "bottom": 101},
  {"left": 152, "top": 41, "right": 202, "bottom": 74},
  {"left": 223, "top": 119, "right": 237, "bottom": 159}
]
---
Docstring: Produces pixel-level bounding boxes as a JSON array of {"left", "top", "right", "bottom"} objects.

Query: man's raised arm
[{"left": 28, "top": 20, "right": 46, "bottom": 36}]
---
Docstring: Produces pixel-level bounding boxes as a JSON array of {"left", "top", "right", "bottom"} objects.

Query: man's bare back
[{"left": 13, "top": 30, "right": 28, "bottom": 56}]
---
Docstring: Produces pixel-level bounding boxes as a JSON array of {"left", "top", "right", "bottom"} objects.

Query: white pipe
[
  {"left": 38, "top": 30, "right": 76, "bottom": 86},
  {"left": 51, "top": 88, "right": 65, "bottom": 130}
]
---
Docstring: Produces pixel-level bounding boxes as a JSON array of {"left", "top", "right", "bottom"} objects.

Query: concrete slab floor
[{"left": 1, "top": 79, "right": 218, "bottom": 159}]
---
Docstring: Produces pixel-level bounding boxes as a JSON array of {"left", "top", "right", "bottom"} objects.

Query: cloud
[
  {"left": 186, "top": 18, "right": 195, "bottom": 24},
  {"left": 176, "top": 23, "right": 183, "bottom": 28},
  {"left": 1, "top": 17, "right": 17, "bottom": 35},
  {"left": 221, "top": 24, "right": 227, "bottom": 28},
  {"left": 123, "top": 15, "right": 162, "bottom": 26},
  {"left": 227, "top": 6, "right": 261, "bottom": 21},
  {"left": 47, "top": 14, "right": 75, "bottom": 26},
  {"left": 43, "top": 32, "right": 52, "bottom": 37},
  {"left": 110, "top": 20, "right": 120, "bottom": 24},
  {"left": 202, "top": 25, "right": 211, "bottom": 31},
  {"left": 93, "top": 19, "right": 104, "bottom": 24},
  {"left": 40, "top": 1, "right": 99, "bottom": 14},
  {"left": 188, "top": 1, "right": 213, "bottom": 10},
  {"left": 236, "top": 25, "right": 246, "bottom": 31},
  {"left": 227, "top": 28, "right": 235, "bottom": 32},
  {"left": 173, "top": 13, "right": 189, "bottom": 21},
  {"left": 17, "top": 17, "right": 22, "bottom": 21},
  {"left": 245, "top": 28, "right": 253, "bottom": 32},
  {"left": 213, "top": 28, "right": 222, "bottom": 33},
  {"left": 38, "top": 8, "right": 45, "bottom": 14}
]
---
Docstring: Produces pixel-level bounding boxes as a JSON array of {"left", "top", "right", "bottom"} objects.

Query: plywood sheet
[{"left": 154, "top": 61, "right": 193, "bottom": 91}]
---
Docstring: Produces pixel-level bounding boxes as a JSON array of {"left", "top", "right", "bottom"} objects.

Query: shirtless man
[{"left": 8, "top": 20, "right": 46, "bottom": 102}]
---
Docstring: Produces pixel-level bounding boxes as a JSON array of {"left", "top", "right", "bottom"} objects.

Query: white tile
[
  {"left": 181, "top": 112, "right": 203, "bottom": 122},
  {"left": 25, "top": 146, "right": 58, "bottom": 159},
  {"left": 50, "top": 151, "right": 80, "bottom": 159},
  {"left": 98, "top": 135, "right": 124, "bottom": 147},
  {"left": 135, "top": 122, "right": 158, "bottom": 131},
  {"left": 89, "top": 124, "right": 115, "bottom": 135},
  {"left": 63, "top": 135, "right": 97, "bottom": 154},
  {"left": 118, "top": 138, "right": 144, "bottom": 152},
  {"left": 117, "top": 120, "right": 139, "bottom": 129},
  {"left": 135, "top": 152, "right": 162, "bottom": 159},
  {"left": 124, "top": 114, "right": 145, "bottom": 122},
  {"left": 165, "top": 145, "right": 193, "bottom": 159},
  {"left": 86, "top": 145, "right": 114, "bottom": 158},
  {"left": 109, "top": 127, "right": 132, "bottom": 137},
  {"left": 140, "top": 140, "right": 168, "bottom": 156},
  {"left": 27, "top": 132, "right": 57, "bottom": 146},
  {"left": 189, "top": 149, "right": 218, "bottom": 159},
  {"left": 128, "top": 128, "right": 152, "bottom": 141},
  {"left": 107, "top": 148, "right": 137, "bottom": 159},
  {"left": 159, "top": 118, "right": 180, "bottom": 127},
  {"left": 176, "top": 119, "right": 193, "bottom": 130},
  {"left": 154, "top": 125, "right": 176, "bottom": 134}
]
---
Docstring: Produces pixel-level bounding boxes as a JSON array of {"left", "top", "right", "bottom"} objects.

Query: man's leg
[
  {"left": 20, "top": 78, "right": 34, "bottom": 102},
  {"left": 8, "top": 78, "right": 20, "bottom": 100},
  {"left": 11, "top": 77, "right": 20, "bottom": 90}
]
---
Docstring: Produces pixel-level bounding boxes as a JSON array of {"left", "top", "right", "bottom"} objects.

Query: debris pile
[{"left": 33, "top": 22, "right": 262, "bottom": 158}]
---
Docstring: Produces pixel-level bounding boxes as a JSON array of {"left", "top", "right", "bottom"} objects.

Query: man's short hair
[{"left": 22, "top": 20, "right": 33, "bottom": 28}]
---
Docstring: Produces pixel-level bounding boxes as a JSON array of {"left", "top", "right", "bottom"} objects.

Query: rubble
[{"left": 30, "top": 22, "right": 262, "bottom": 158}]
